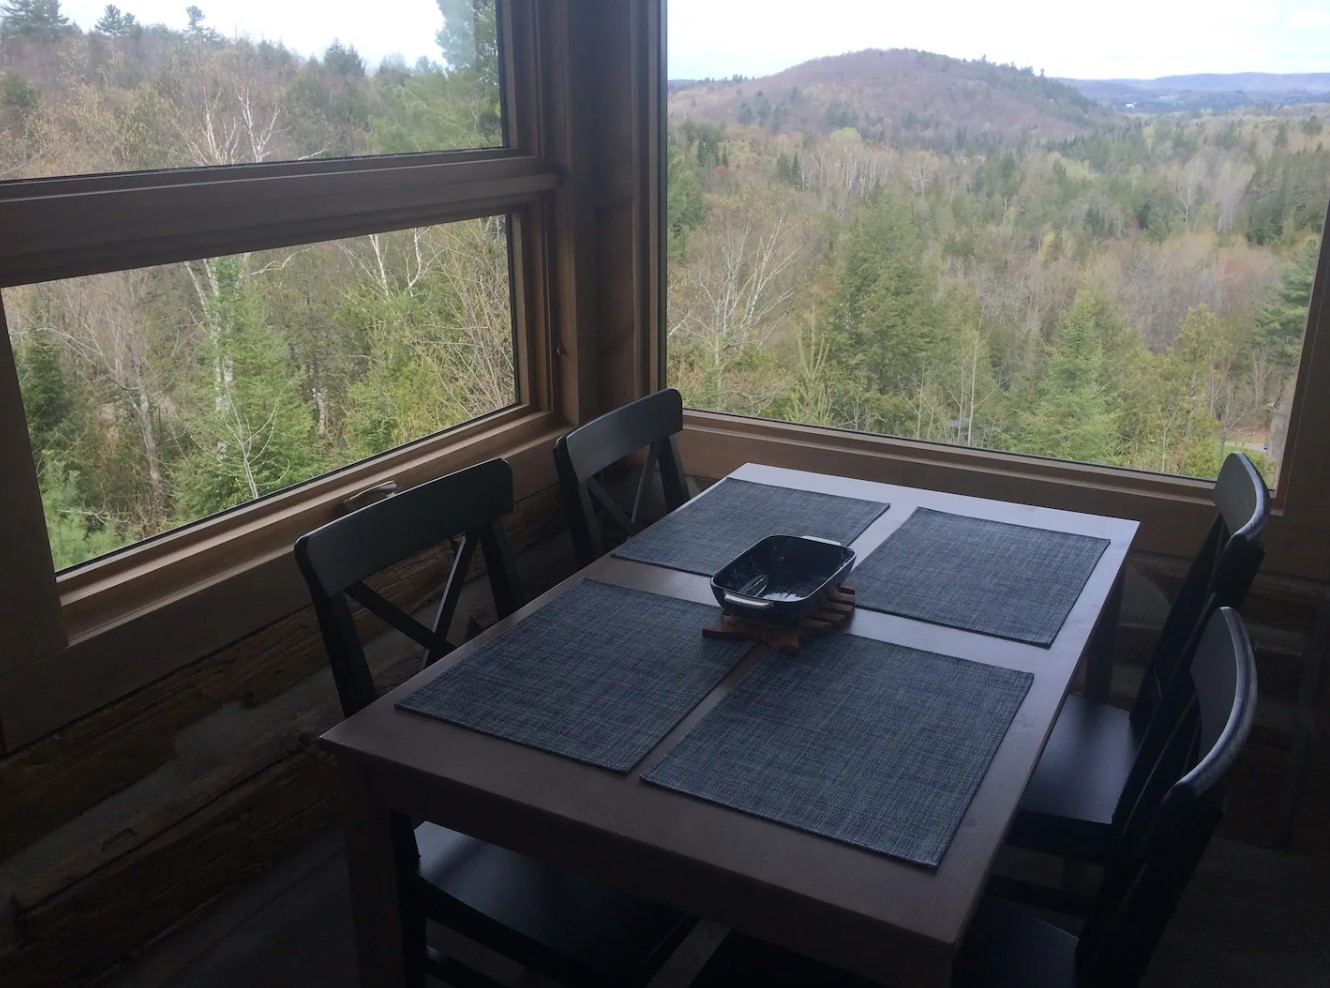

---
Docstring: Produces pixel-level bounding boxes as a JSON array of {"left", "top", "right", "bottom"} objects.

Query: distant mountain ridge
[
  {"left": 1058, "top": 72, "right": 1330, "bottom": 112},
  {"left": 1075, "top": 72, "right": 1330, "bottom": 93},
  {"left": 669, "top": 49, "right": 1111, "bottom": 151}
]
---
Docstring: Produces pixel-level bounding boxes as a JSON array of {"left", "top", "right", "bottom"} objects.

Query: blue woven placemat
[
  {"left": 614, "top": 478, "right": 888, "bottom": 576},
  {"left": 853, "top": 508, "right": 1110, "bottom": 647},
  {"left": 644, "top": 633, "right": 1032, "bottom": 868},
  {"left": 396, "top": 580, "right": 751, "bottom": 773}
]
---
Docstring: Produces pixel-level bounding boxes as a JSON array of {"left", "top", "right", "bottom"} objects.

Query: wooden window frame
[
  {"left": 652, "top": 4, "right": 1330, "bottom": 587},
  {"left": 0, "top": 0, "right": 596, "bottom": 750}
]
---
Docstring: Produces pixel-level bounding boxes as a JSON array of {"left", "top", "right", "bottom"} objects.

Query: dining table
[{"left": 320, "top": 462, "right": 1138, "bottom": 988}]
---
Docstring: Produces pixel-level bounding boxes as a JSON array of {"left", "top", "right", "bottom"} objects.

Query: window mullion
[{"left": 0, "top": 309, "right": 66, "bottom": 698}]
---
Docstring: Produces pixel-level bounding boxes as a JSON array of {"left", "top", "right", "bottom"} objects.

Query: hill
[
  {"left": 1062, "top": 72, "right": 1330, "bottom": 112},
  {"left": 668, "top": 49, "right": 1113, "bottom": 151}
]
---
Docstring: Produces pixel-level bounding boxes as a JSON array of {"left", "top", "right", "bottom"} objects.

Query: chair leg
[
  {"left": 402, "top": 902, "right": 429, "bottom": 988},
  {"left": 1083, "top": 572, "right": 1124, "bottom": 703}
]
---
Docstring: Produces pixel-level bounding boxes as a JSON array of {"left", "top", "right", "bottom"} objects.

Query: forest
[
  {"left": 665, "top": 58, "right": 1329, "bottom": 494},
  {"left": 4, "top": 1, "right": 1329, "bottom": 574},
  {"left": 2, "top": 1, "right": 513, "bottom": 569}
]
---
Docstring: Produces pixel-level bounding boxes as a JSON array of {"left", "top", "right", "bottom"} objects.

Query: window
[
  {"left": 665, "top": 1, "right": 1330, "bottom": 484},
  {"left": 9, "top": 217, "right": 517, "bottom": 570},
  {"left": 1, "top": 1, "right": 504, "bottom": 181},
  {"left": 0, "top": 0, "right": 581, "bottom": 748}
]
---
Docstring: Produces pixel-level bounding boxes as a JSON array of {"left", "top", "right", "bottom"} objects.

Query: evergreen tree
[
  {"left": 15, "top": 330, "right": 75, "bottom": 467},
  {"left": 1022, "top": 304, "right": 1119, "bottom": 463},
  {"left": 1, "top": 0, "right": 70, "bottom": 41},
  {"left": 436, "top": 0, "right": 497, "bottom": 78},
  {"left": 828, "top": 190, "right": 941, "bottom": 432},
  {"left": 38, "top": 459, "right": 123, "bottom": 570},
  {"left": 94, "top": 4, "right": 137, "bottom": 36},
  {"left": 1149, "top": 305, "right": 1225, "bottom": 475},
  {"left": 1259, "top": 239, "right": 1319, "bottom": 368}
]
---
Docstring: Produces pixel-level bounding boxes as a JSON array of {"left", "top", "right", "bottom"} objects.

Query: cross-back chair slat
[
  {"left": 295, "top": 457, "right": 523, "bottom": 717},
  {"left": 554, "top": 389, "right": 690, "bottom": 568}
]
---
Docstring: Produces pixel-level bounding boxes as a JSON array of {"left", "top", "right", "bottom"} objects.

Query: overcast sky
[
  {"left": 60, "top": 1, "right": 449, "bottom": 65},
  {"left": 668, "top": 0, "right": 1330, "bottom": 81},
  {"left": 57, "top": 1, "right": 1330, "bottom": 80}
]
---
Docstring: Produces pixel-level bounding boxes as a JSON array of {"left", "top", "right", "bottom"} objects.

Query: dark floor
[{"left": 107, "top": 834, "right": 1330, "bottom": 988}]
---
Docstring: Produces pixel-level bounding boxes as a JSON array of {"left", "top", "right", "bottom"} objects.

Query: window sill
[{"left": 679, "top": 410, "right": 1327, "bottom": 583}]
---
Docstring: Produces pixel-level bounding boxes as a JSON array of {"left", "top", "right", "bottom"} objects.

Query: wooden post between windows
[{"left": 0, "top": 313, "right": 66, "bottom": 732}]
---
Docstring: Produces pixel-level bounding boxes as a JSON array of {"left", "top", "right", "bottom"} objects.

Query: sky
[
  {"left": 59, "top": 1, "right": 451, "bottom": 65},
  {"left": 54, "top": 1, "right": 1330, "bottom": 81},
  {"left": 667, "top": 0, "right": 1330, "bottom": 81}
]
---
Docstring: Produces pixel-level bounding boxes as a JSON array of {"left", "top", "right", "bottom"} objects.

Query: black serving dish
[{"left": 711, "top": 535, "right": 855, "bottom": 627}]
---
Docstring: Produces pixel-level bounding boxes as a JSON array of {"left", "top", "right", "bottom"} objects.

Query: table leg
[
  {"left": 339, "top": 760, "right": 408, "bottom": 988},
  {"left": 1083, "top": 571, "right": 1124, "bottom": 703}
]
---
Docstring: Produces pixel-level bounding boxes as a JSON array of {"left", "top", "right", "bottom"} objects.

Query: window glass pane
[
  {"left": 0, "top": 0, "right": 502, "bottom": 180},
  {"left": 666, "top": 1, "right": 1330, "bottom": 483},
  {"left": 7, "top": 216, "right": 517, "bottom": 570}
]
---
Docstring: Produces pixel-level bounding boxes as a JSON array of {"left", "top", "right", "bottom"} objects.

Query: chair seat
[
  {"left": 414, "top": 823, "right": 691, "bottom": 987},
  {"left": 1007, "top": 695, "right": 1142, "bottom": 861},
  {"left": 691, "top": 896, "right": 1076, "bottom": 988}
]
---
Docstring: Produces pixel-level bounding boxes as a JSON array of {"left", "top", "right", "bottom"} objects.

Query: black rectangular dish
[{"left": 711, "top": 535, "right": 855, "bottom": 627}]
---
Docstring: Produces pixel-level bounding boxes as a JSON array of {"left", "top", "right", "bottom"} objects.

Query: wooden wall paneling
[
  {"left": 589, "top": 0, "right": 652, "bottom": 415},
  {"left": 3, "top": 742, "right": 343, "bottom": 986},
  {"left": 0, "top": 307, "right": 66, "bottom": 705},
  {"left": 540, "top": 1, "right": 599, "bottom": 426},
  {"left": 1286, "top": 590, "right": 1330, "bottom": 855},
  {"left": 646, "top": 0, "right": 666, "bottom": 392},
  {"left": 0, "top": 481, "right": 567, "bottom": 860},
  {"left": 1274, "top": 196, "right": 1330, "bottom": 517}
]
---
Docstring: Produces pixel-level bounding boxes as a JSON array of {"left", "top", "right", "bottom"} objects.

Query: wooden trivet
[{"left": 703, "top": 585, "right": 855, "bottom": 655}]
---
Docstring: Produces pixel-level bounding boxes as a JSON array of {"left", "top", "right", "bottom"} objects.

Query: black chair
[
  {"left": 554, "top": 388, "right": 690, "bottom": 567},
  {"left": 295, "top": 458, "right": 692, "bottom": 988},
  {"left": 692, "top": 607, "right": 1259, "bottom": 988},
  {"left": 1007, "top": 451, "right": 1267, "bottom": 862}
]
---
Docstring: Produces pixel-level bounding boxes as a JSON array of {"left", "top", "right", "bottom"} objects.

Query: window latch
[{"left": 341, "top": 481, "right": 399, "bottom": 514}]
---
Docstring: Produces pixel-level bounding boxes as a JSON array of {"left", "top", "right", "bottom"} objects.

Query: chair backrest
[
  {"left": 294, "top": 457, "right": 523, "bottom": 718},
  {"left": 553, "top": 388, "right": 690, "bottom": 567},
  {"left": 1133, "top": 451, "right": 1268, "bottom": 726},
  {"left": 1078, "top": 607, "right": 1258, "bottom": 988}
]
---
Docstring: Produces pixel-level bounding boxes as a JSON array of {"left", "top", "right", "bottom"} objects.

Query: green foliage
[
  {"left": 1, "top": 0, "right": 68, "bottom": 42},
  {"left": 0, "top": 69, "right": 38, "bottom": 113},
  {"left": 39, "top": 459, "right": 124, "bottom": 570},
  {"left": 664, "top": 85, "right": 1330, "bottom": 483},
  {"left": 94, "top": 4, "right": 137, "bottom": 37},
  {"left": 175, "top": 256, "right": 325, "bottom": 516},
  {"left": 666, "top": 138, "right": 705, "bottom": 253},
  {"left": 1021, "top": 303, "right": 1119, "bottom": 463},
  {"left": 15, "top": 330, "right": 75, "bottom": 463},
  {"left": 827, "top": 190, "right": 941, "bottom": 433},
  {"left": 436, "top": 0, "right": 497, "bottom": 78},
  {"left": 1258, "top": 239, "right": 1319, "bottom": 366},
  {"left": 825, "top": 101, "right": 857, "bottom": 129},
  {"left": 323, "top": 41, "right": 365, "bottom": 78}
]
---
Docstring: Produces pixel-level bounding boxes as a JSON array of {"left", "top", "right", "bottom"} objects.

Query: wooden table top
[{"left": 321, "top": 463, "right": 1138, "bottom": 986}]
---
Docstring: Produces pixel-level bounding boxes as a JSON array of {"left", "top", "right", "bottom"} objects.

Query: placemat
[
  {"left": 644, "top": 633, "right": 1032, "bottom": 868},
  {"left": 396, "top": 580, "right": 751, "bottom": 773},
  {"left": 853, "top": 508, "right": 1109, "bottom": 647},
  {"left": 614, "top": 478, "right": 888, "bottom": 576}
]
